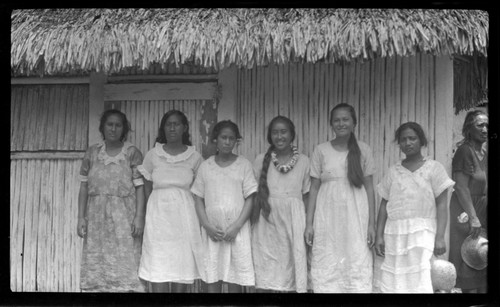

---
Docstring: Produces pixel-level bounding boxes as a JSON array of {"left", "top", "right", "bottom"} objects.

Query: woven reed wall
[
  {"left": 106, "top": 99, "right": 217, "bottom": 159},
  {"left": 10, "top": 84, "right": 89, "bottom": 151},
  {"left": 236, "top": 54, "right": 442, "bottom": 191}
]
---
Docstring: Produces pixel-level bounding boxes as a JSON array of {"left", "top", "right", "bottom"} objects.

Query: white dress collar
[
  {"left": 154, "top": 142, "right": 195, "bottom": 163},
  {"left": 97, "top": 141, "right": 132, "bottom": 165}
]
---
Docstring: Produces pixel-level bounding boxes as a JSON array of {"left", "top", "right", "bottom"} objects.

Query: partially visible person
[
  {"left": 251, "top": 116, "right": 310, "bottom": 293},
  {"left": 192, "top": 120, "right": 258, "bottom": 293},
  {"left": 449, "top": 110, "right": 488, "bottom": 293},
  {"left": 138, "top": 110, "right": 204, "bottom": 292},
  {"left": 374, "top": 122, "right": 454, "bottom": 293},
  {"left": 77, "top": 109, "right": 145, "bottom": 292},
  {"left": 305, "top": 103, "right": 376, "bottom": 293}
]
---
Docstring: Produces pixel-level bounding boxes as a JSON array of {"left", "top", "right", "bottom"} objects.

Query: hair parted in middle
[
  {"left": 394, "top": 122, "right": 428, "bottom": 146},
  {"left": 210, "top": 120, "right": 242, "bottom": 141},
  {"left": 329, "top": 103, "right": 364, "bottom": 188},
  {"left": 252, "top": 116, "right": 296, "bottom": 224},
  {"left": 155, "top": 110, "right": 192, "bottom": 145},
  {"left": 98, "top": 109, "right": 131, "bottom": 142}
]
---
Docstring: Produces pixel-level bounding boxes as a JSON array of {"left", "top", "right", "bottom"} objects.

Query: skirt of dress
[
  {"left": 252, "top": 196, "right": 307, "bottom": 292},
  {"left": 310, "top": 179, "right": 373, "bottom": 293},
  {"left": 139, "top": 187, "right": 204, "bottom": 283},
  {"left": 449, "top": 194, "right": 487, "bottom": 290},
  {"left": 80, "top": 195, "right": 145, "bottom": 292}
]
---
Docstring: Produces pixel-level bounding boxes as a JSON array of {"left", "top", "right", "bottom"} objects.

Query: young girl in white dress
[
  {"left": 191, "top": 120, "right": 258, "bottom": 293},
  {"left": 305, "top": 103, "right": 376, "bottom": 293},
  {"left": 138, "top": 110, "right": 204, "bottom": 292},
  {"left": 375, "top": 122, "right": 454, "bottom": 293},
  {"left": 251, "top": 116, "right": 310, "bottom": 293}
]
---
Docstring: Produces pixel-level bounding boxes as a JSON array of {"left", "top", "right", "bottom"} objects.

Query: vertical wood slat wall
[
  {"left": 10, "top": 84, "right": 88, "bottom": 292},
  {"left": 106, "top": 99, "right": 216, "bottom": 159},
  {"left": 236, "top": 54, "right": 439, "bottom": 192}
]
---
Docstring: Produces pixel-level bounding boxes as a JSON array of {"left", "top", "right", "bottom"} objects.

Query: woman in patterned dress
[{"left": 77, "top": 109, "right": 146, "bottom": 292}]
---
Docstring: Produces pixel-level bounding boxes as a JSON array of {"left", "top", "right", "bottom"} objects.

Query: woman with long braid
[
  {"left": 251, "top": 116, "right": 310, "bottom": 293},
  {"left": 305, "top": 103, "right": 376, "bottom": 293}
]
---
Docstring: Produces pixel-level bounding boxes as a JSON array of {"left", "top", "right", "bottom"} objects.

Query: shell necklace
[{"left": 271, "top": 145, "right": 299, "bottom": 173}]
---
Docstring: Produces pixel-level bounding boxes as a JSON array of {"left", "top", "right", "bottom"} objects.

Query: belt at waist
[
  {"left": 320, "top": 176, "right": 345, "bottom": 183},
  {"left": 269, "top": 191, "right": 303, "bottom": 199}
]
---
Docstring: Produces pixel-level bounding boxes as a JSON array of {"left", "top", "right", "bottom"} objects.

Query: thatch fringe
[{"left": 11, "top": 8, "right": 489, "bottom": 76}]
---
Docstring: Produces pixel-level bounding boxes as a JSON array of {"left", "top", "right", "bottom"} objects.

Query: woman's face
[
  {"left": 163, "top": 114, "right": 186, "bottom": 143},
  {"left": 469, "top": 114, "right": 488, "bottom": 144},
  {"left": 270, "top": 121, "right": 293, "bottom": 152},
  {"left": 399, "top": 128, "right": 422, "bottom": 157},
  {"left": 103, "top": 114, "right": 124, "bottom": 142},
  {"left": 331, "top": 108, "right": 355, "bottom": 138},
  {"left": 215, "top": 127, "right": 237, "bottom": 154}
]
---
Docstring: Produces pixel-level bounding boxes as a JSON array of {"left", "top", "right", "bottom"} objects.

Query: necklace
[{"left": 271, "top": 145, "right": 299, "bottom": 173}]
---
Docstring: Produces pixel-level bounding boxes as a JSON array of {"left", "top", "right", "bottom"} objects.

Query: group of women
[{"left": 76, "top": 104, "right": 488, "bottom": 293}]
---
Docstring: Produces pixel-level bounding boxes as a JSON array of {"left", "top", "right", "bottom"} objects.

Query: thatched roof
[{"left": 11, "top": 8, "right": 488, "bottom": 76}]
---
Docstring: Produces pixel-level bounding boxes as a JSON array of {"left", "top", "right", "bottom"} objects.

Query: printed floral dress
[
  {"left": 191, "top": 155, "right": 258, "bottom": 286},
  {"left": 79, "top": 141, "right": 145, "bottom": 292},
  {"left": 377, "top": 158, "right": 454, "bottom": 293},
  {"left": 251, "top": 153, "right": 310, "bottom": 292}
]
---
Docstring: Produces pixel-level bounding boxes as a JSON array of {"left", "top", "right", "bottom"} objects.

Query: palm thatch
[{"left": 11, "top": 8, "right": 488, "bottom": 76}]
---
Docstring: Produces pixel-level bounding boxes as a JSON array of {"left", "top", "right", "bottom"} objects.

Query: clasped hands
[{"left": 205, "top": 223, "right": 240, "bottom": 243}]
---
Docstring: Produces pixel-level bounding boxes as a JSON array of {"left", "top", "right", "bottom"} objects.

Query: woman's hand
[
  {"left": 469, "top": 216, "right": 482, "bottom": 239},
  {"left": 367, "top": 224, "right": 376, "bottom": 249},
  {"left": 205, "top": 224, "right": 225, "bottom": 242},
  {"left": 77, "top": 217, "right": 88, "bottom": 238},
  {"left": 304, "top": 225, "right": 314, "bottom": 247},
  {"left": 434, "top": 236, "right": 446, "bottom": 256},
  {"left": 131, "top": 215, "right": 145, "bottom": 237},
  {"left": 223, "top": 223, "right": 241, "bottom": 242},
  {"left": 374, "top": 234, "right": 385, "bottom": 257}
]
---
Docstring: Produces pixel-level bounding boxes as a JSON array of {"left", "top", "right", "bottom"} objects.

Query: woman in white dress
[
  {"left": 305, "top": 103, "right": 376, "bottom": 293},
  {"left": 191, "top": 120, "right": 258, "bottom": 293},
  {"left": 138, "top": 110, "right": 204, "bottom": 292},
  {"left": 251, "top": 116, "right": 310, "bottom": 293}
]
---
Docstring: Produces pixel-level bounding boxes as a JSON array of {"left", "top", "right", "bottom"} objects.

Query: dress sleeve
[
  {"left": 360, "top": 142, "right": 376, "bottom": 177},
  {"left": 301, "top": 156, "right": 311, "bottom": 194},
  {"left": 242, "top": 159, "right": 258, "bottom": 198},
  {"left": 129, "top": 146, "right": 144, "bottom": 187},
  {"left": 192, "top": 152, "right": 204, "bottom": 176},
  {"left": 79, "top": 147, "right": 93, "bottom": 182},
  {"left": 431, "top": 161, "right": 455, "bottom": 197},
  {"left": 137, "top": 150, "right": 154, "bottom": 181},
  {"left": 190, "top": 162, "right": 205, "bottom": 198},
  {"left": 452, "top": 144, "right": 475, "bottom": 176},
  {"left": 310, "top": 146, "right": 322, "bottom": 179},
  {"left": 376, "top": 167, "right": 392, "bottom": 200},
  {"left": 252, "top": 154, "right": 264, "bottom": 179}
]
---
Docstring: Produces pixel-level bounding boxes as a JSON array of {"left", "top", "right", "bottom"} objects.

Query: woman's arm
[
  {"left": 131, "top": 185, "right": 145, "bottom": 237},
  {"left": 375, "top": 198, "right": 388, "bottom": 257},
  {"left": 193, "top": 194, "right": 224, "bottom": 241},
  {"left": 434, "top": 190, "right": 449, "bottom": 255},
  {"left": 304, "top": 177, "right": 321, "bottom": 247},
  {"left": 224, "top": 193, "right": 255, "bottom": 241},
  {"left": 77, "top": 182, "right": 89, "bottom": 238},
  {"left": 454, "top": 172, "right": 481, "bottom": 238},
  {"left": 363, "top": 175, "right": 376, "bottom": 248}
]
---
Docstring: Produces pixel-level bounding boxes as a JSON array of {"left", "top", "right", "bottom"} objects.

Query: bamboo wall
[
  {"left": 106, "top": 99, "right": 217, "bottom": 158},
  {"left": 11, "top": 85, "right": 89, "bottom": 151},
  {"left": 10, "top": 84, "right": 88, "bottom": 292},
  {"left": 236, "top": 54, "right": 442, "bottom": 190}
]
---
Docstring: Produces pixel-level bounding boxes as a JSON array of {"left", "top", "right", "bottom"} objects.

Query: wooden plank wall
[
  {"left": 236, "top": 54, "right": 440, "bottom": 192},
  {"left": 10, "top": 159, "right": 83, "bottom": 292},
  {"left": 106, "top": 100, "right": 217, "bottom": 159},
  {"left": 10, "top": 85, "right": 89, "bottom": 151}
]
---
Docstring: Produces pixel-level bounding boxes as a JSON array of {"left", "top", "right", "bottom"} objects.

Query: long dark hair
[
  {"left": 330, "top": 103, "right": 363, "bottom": 188},
  {"left": 156, "top": 110, "right": 192, "bottom": 145},
  {"left": 252, "top": 116, "right": 296, "bottom": 224},
  {"left": 99, "top": 109, "right": 130, "bottom": 142}
]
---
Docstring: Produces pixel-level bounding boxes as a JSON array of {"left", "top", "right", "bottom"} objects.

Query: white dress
[
  {"left": 377, "top": 158, "right": 454, "bottom": 293},
  {"left": 191, "top": 155, "right": 258, "bottom": 286},
  {"left": 310, "top": 141, "right": 375, "bottom": 293},
  {"left": 137, "top": 143, "right": 204, "bottom": 283},
  {"left": 251, "top": 153, "right": 310, "bottom": 292}
]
